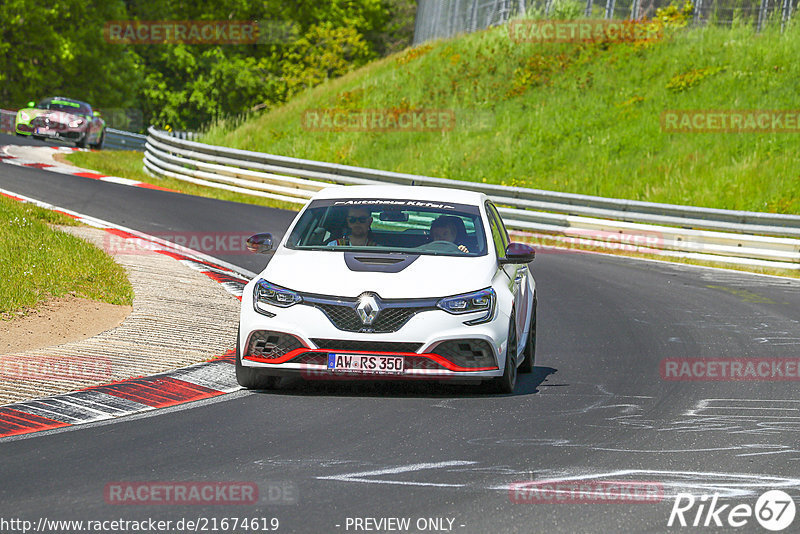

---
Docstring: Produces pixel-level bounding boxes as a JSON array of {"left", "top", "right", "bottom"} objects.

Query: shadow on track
[{"left": 248, "top": 365, "right": 557, "bottom": 399}]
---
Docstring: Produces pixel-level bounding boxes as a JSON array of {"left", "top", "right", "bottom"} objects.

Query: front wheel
[
  {"left": 90, "top": 130, "right": 104, "bottom": 150},
  {"left": 75, "top": 131, "right": 88, "bottom": 148},
  {"left": 235, "top": 326, "right": 280, "bottom": 390},
  {"left": 487, "top": 313, "right": 517, "bottom": 394}
]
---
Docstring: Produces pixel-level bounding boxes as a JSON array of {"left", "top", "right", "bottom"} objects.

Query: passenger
[
  {"left": 328, "top": 206, "right": 377, "bottom": 246},
  {"left": 430, "top": 216, "right": 469, "bottom": 253}
]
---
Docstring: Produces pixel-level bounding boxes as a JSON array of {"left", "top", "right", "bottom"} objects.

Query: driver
[
  {"left": 328, "top": 206, "right": 376, "bottom": 246},
  {"left": 430, "top": 216, "right": 469, "bottom": 253}
]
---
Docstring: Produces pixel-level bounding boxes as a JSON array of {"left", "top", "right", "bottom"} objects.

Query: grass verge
[
  {"left": 202, "top": 18, "right": 800, "bottom": 214},
  {"left": 0, "top": 195, "right": 134, "bottom": 318},
  {"left": 62, "top": 150, "right": 302, "bottom": 212}
]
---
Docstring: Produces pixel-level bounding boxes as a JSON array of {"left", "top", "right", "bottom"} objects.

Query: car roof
[
  {"left": 40, "top": 96, "right": 92, "bottom": 109},
  {"left": 46, "top": 96, "right": 89, "bottom": 105},
  {"left": 311, "top": 185, "right": 487, "bottom": 206}
]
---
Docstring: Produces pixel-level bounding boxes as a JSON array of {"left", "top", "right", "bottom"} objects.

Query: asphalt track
[{"left": 1, "top": 133, "right": 800, "bottom": 533}]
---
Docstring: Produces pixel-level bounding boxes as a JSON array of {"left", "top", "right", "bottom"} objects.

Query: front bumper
[
  {"left": 25, "top": 117, "right": 86, "bottom": 141},
  {"left": 239, "top": 283, "right": 512, "bottom": 382}
]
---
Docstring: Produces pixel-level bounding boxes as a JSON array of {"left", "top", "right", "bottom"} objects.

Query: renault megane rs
[{"left": 237, "top": 185, "right": 537, "bottom": 393}]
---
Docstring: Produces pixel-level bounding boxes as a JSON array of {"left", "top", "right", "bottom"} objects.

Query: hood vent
[{"left": 344, "top": 252, "right": 419, "bottom": 273}]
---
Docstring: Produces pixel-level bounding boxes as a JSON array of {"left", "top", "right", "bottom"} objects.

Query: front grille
[
  {"left": 313, "top": 303, "right": 429, "bottom": 333},
  {"left": 246, "top": 330, "right": 304, "bottom": 359},
  {"left": 311, "top": 339, "right": 423, "bottom": 353},
  {"left": 430, "top": 339, "right": 496, "bottom": 368},
  {"left": 31, "top": 117, "right": 64, "bottom": 129},
  {"left": 295, "top": 352, "right": 328, "bottom": 365}
]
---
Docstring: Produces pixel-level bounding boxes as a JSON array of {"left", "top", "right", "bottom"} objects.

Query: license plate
[
  {"left": 327, "top": 353, "right": 404, "bottom": 374},
  {"left": 35, "top": 127, "right": 56, "bottom": 136}
]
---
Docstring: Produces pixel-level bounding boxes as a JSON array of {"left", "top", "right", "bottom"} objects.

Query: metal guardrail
[
  {"left": 105, "top": 128, "right": 147, "bottom": 151},
  {"left": 5, "top": 106, "right": 795, "bottom": 268},
  {"left": 0, "top": 109, "right": 16, "bottom": 133},
  {"left": 143, "top": 126, "right": 800, "bottom": 269},
  {"left": 144, "top": 128, "right": 800, "bottom": 269}
]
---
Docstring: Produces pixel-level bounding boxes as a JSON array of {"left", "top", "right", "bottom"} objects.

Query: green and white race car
[{"left": 15, "top": 96, "right": 105, "bottom": 149}]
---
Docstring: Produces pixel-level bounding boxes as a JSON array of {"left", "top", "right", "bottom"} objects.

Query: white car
[{"left": 237, "top": 185, "right": 537, "bottom": 393}]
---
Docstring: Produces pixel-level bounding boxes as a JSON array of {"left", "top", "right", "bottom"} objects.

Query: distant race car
[{"left": 15, "top": 96, "right": 105, "bottom": 149}]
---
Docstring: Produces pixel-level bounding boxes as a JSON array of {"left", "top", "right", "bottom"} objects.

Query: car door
[{"left": 486, "top": 201, "right": 531, "bottom": 357}]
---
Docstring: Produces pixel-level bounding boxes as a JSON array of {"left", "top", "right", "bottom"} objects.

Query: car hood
[{"left": 261, "top": 248, "right": 496, "bottom": 299}]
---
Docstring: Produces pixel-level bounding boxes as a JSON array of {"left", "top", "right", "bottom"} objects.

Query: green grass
[
  {"left": 63, "top": 150, "right": 302, "bottom": 212},
  {"left": 0, "top": 196, "right": 134, "bottom": 317},
  {"left": 201, "top": 19, "right": 800, "bottom": 214}
]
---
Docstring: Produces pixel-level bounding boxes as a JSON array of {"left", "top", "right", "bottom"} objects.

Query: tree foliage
[{"left": 0, "top": 0, "right": 417, "bottom": 130}]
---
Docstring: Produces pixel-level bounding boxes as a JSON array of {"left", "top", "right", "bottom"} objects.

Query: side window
[{"left": 485, "top": 202, "right": 508, "bottom": 259}]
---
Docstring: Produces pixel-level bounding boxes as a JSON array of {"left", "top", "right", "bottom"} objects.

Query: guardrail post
[
  {"left": 781, "top": 0, "right": 792, "bottom": 31},
  {"left": 757, "top": 0, "right": 770, "bottom": 31},
  {"left": 605, "top": 0, "right": 616, "bottom": 19},
  {"left": 692, "top": 0, "right": 703, "bottom": 25},
  {"left": 629, "top": 0, "right": 640, "bottom": 20}
]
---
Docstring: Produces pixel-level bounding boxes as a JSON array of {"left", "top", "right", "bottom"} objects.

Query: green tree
[{"left": 0, "top": 0, "right": 141, "bottom": 110}]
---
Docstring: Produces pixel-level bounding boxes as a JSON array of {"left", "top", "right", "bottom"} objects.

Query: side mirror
[
  {"left": 26, "top": 101, "right": 35, "bottom": 108},
  {"left": 93, "top": 110, "right": 102, "bottom": 117},
  {"left": 246, "top": 233, "right": 274, "bottom": 254},
  {"left": 499, "top": 242, "right": 535, "bottom": 264}
]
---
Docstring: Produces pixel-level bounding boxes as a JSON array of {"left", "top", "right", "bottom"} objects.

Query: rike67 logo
[{"left": 668, "top": 490, "right": 796, "bottom": 531}]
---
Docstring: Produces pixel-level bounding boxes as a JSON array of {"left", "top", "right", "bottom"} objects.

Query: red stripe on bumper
[{"left": 246, "top": 349, "right": 498, "bottom": 372}]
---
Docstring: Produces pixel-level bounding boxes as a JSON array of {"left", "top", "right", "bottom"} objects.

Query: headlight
[
  {"left": 253, "top": 279, "right": 302, "bottom": 315},
  {"left": 68, "top": 119, "right": 84, "bottom": 128},
  {"left": 18, "top": 111, "right": 30, "bottom": 122},
  {"left": 437, "top": 288, "right": 496, "bottom": 325}
]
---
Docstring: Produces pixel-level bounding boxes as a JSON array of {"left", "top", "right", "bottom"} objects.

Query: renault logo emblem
[{"left": 356, "top": 293, "right": 381, "bottom": 325}]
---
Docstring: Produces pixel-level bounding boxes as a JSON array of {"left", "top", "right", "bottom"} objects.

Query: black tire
[
  {"left": 75, "top": 133, "right": 88, "bottom": 149},
  {"left": 90, "top": 130, "right": 104, "bottom": 150},
  {"left": 488, "top": 313, "right": 518, "bottom": 394},
  {"left": 519, "top": 297, "right": 537, "bottom": 373},
  {"left": 235, "top": 326, "right": 280, "bottom": 390}
]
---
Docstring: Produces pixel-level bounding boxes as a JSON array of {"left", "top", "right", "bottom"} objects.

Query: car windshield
[
  {"left": 37, "top": 98, "right": 91, "bottom": 115},
  {"left": 286, "top": 198, "right": 488, "bottom": 256}
]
